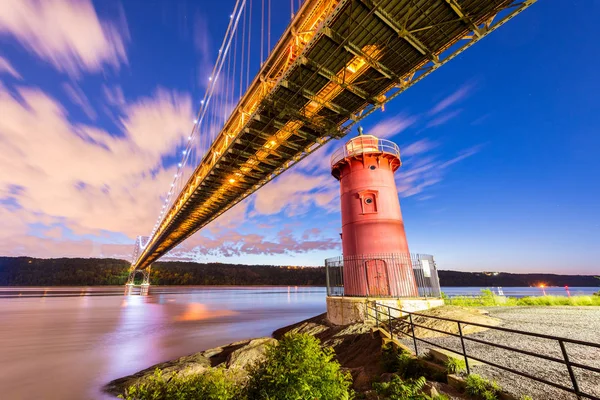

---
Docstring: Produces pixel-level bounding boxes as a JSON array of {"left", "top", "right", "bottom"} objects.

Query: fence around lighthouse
[{"left": 325, "top": 253, "right": 441, "bottom": 298}]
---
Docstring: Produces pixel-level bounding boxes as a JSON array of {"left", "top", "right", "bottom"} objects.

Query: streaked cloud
[
  {"left": 0, "top": 55, "right": 21, "bottom": 78},
  {"left": 367, "top": 113, "right": 418, "bottom": 138},
  {"left": 0, "top": 0, "right": 129, "bottom": 77},
  {"left": 62, "top": 82, "right": 96, "bottom": 120},
  {"left": 429, "top": 82, "right": 474, "bottom": 115}
]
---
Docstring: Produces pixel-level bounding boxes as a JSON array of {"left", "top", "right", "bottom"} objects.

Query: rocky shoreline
[{"left": 103, "top": 307, "right": 517, "bottom": 399}]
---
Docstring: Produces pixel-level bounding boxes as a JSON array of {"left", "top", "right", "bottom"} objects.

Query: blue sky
[{"left": 0, "top": 0, "right": 598, "bottom": 274}]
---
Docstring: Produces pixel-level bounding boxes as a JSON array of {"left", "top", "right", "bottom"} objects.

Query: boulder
[{"left": 226, "top": 337, "right": 277, "bottom": 369}]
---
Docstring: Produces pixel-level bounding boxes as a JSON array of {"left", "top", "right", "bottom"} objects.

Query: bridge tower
[{"left": 325, "top": 130, "right": 443, "bottom": 325}]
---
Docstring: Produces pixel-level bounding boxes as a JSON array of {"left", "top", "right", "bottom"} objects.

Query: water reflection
[{"left": 0, "top": 286, "right": 326, "bottom": 400}]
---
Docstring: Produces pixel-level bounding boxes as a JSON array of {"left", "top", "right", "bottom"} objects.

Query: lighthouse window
[
  {"left": 369, "top": 165, "right": 376, "bottom": 170},
  {"left": 365, "top": 197, "right": 373, "bottom": 204}
]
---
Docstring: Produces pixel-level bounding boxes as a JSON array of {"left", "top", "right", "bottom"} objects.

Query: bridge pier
[{"left": 126, "top": 266, "right": 151, "bottom": 287}]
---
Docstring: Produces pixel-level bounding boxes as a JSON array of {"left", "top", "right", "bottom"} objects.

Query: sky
[{"left": 0, "top": 0, "right": 598, "bottom": 274}]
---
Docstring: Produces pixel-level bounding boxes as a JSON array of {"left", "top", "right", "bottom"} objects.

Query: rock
[{"left": 226, "top": 337, "right": 277, "bottom": 369}]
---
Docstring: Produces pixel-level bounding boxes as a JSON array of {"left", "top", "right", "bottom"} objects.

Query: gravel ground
[{"left": 402, "top": 307, "right": 600, "bottom": 400}]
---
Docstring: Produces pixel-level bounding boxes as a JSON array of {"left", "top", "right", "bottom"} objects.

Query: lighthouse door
[{"left": 365, "top": 259, "right": 390, "bottom": 296}]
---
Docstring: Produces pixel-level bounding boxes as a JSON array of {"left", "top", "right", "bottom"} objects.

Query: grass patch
[
  {"left": 445, "top": 289, "right": 600, "bottom": 307},
  {"left": 465, "top": 374, "right": 502, "bottom": 400}
]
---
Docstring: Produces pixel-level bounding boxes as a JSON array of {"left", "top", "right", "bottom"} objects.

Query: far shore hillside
[{"left": 1, "top": 257, "right": 599, "bottom": 288}]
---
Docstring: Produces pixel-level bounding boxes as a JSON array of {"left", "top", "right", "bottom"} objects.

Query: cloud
[
  {"left": 402, "top": 138, "right": 438, "bottom": 157},
  {"left": 0, "top": 0, "right": 129, "bottom": 77},
  {"left": 169, "top": 228, "right": 340, "bottom": 261},
  {"left": 426, "top": 109, "right": 462, "bottom": 128},
  {"left": 0, "top": 55, "right": 21, "bottom": 78},
  {"left": 429, "top": 82, "right": 473, "bottom": 115},
  {"left": 62, "top": 82, "right": 96, "bottom": 120},
  {"left": 367, "top": 113, "right": 417, "bottom": 138},
  {"left": 252, "top": 171, "right": 338, "bottom": 216},
  {"left": 396, "top": 144, "right": 483, "bottom": 198},
  {"left": 0, "top": 83, "right": 194, "bottom": 241}
]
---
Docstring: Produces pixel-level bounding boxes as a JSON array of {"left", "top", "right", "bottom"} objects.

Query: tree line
[{"left": 0, "top": 257, "right": 598, "bottom": 287}]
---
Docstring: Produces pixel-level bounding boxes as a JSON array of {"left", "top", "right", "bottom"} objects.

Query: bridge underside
[{"left": 134, "top": 0, "right": 534, "bottom": 270}]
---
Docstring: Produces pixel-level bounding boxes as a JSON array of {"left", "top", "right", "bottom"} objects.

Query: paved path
[{"left": 404, "top": 307, "right": 600, "bottom": 400}]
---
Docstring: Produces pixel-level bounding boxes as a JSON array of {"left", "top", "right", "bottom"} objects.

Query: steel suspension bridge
[{"left": 129, "top": 0, "right": 536, "bottom": 276}]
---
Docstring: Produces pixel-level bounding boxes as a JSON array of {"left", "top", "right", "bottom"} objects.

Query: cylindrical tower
[{"left": 331, "top": 133, "right": 418, "bottom": 297}]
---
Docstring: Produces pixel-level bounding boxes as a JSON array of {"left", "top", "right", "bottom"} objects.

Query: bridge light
[
  {"left": 230, "top": 14, "right": 233, "bottom": 18},
  {"left": 228, "top": 178, "right": 236, "bottom": 184},
  {"left": 201, "top": 100, "right": 205, "bottom": 105},
  {"left": 270, "top": 140, "right": 276, "bottom": 145},
  {"left": 182, "top": 150, "right": 186, "bottom": 155},
  {"left": 193, "top": 119, "right": 198, "bottom": 124},
  {"left": 188, "top": 136, "right": 192, "bottom": 140},
  {"left": 208, "top": 76, "right": 212, "bottom": 81},
  {"left": 178, "top": 163, "right": 182, "bottom": 167}
]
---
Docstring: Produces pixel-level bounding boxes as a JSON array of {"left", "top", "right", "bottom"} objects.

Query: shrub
[
  {"left": 373, "top": 375, "right": 448, "bottom": 400},
  {"left": 444, "top": 357, "right": 466, "bottom": 374},
  {"left": 119, "top": 368, "right": 240, "bottom": 400},
  {"left": 381, "top": 344, "right": 421, "bottom": 377},
  {"left": 465, "top": 374, "right": 502, "bottom": 400},
  {"left": 245, "top": 332, "right": 353, "bottom": 400}
]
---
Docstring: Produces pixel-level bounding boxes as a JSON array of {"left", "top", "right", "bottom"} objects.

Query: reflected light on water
[{"left": 175, "top": 303, "right": 237, "bottom": 321}]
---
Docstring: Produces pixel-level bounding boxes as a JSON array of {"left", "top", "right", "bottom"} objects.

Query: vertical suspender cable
[
  {"left": 261, "top": 0, "right": 264, "bottom": 64},
  {"left": 290, "top": 0, "right": 293, "bottom": 19},
  {"left": 246, "top": 0, "right": 252, "bottom": 90},
  {"left": 268, "top": 0, "right": 271, "bottom": 55},
  {"left": 239, "top": 3, "right": 246, "bottom": 100}
]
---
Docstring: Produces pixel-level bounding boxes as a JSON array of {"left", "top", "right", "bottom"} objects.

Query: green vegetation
[
  {"left": 119, "top": 368, "right": 241, "bottom": 400},
  {"left": 444, "top": 357, "right": 466, "bottom": 374},
  {"left": 446, "top": 289, "right": 600, "bottom": 307},
  {"left": 465, "top": 374, "right": 502, "bottom": 400},
  {"left": 121, "top": 333, "right": 353, "bottom": 400},
  {"left": 246, "top": 333, "right": 353, "bottom": 400},
  {"left": 372, "top": 375, "right": 448, "bottom": 400},
  {"left": 381, "top": 344, "right": 421, "bottom": 377}
]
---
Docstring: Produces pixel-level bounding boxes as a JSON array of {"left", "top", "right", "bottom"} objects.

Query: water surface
[{"left": 1, "top": 285, "right": 597, "bottom": 399}]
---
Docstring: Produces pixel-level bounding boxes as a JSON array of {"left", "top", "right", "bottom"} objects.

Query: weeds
[
  {"left": 444, "top": 357, "right": 466, "bottom": 374},
  {"left": 373, "top": 375, "right": 448, "bottom": 400},
  {"left": 465, "top": 374, "right": 502, "bottom": 400}
]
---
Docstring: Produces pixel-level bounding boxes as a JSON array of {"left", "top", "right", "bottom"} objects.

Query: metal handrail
[
  {"left": 366, "top": 302, "right": 600, "bottom": 400},
  {"left": 330, "top": 137, "right": 400, "bottom": 167}
]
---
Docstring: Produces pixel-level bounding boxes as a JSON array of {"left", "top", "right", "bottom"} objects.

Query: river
[{"left": 0, "top": 285, "right": 598, "bottom": 399}]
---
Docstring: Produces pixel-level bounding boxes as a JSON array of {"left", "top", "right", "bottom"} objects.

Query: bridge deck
[{"left": 134, "top": 0, "right": 534, "bottom": 269}]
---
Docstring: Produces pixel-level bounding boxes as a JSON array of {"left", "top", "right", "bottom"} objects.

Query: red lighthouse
[{"left": 331, "top": 132, "right": 418, "bottom": 297}]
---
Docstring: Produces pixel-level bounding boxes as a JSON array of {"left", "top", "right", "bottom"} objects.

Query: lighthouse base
[{"left": 326, "top": 296, "right": 444, "bottom": 326}]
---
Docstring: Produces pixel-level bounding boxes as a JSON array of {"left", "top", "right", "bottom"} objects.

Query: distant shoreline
[{"left": 1, "top": 256, "right": 599, "bottom": 287}]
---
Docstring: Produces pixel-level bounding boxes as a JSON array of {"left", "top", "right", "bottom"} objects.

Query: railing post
[
  {"left": 388, "top": 306, "right": 393, "bottom": 340},
  {"left": 325, "top": 261, "right": 330, "bottom": 296},
  {"left": 375, "top": 305, "right": 379, "bottom": 327},
  {"left": 408, "top": 313, "right": 418, "bottom": 356},
  {"left": 559, "top": 340, "right": 581, "bottom": 399},
  {"left": 457, "top": 322, "right": 470, "bottom": 375}
]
